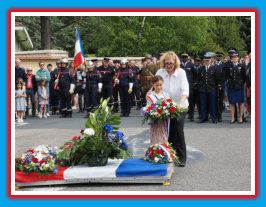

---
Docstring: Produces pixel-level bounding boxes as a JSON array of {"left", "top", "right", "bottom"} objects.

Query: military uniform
[
  {"left": 214, "top": 59, "right": 225, "bottom": 121},
  {"left": 98, "top": 64, "right": 115, "bottom": 106},
  {"left": 85, "top": 68, "right": 102, "bottom": 113},
  {"left": 181, "top": 61, "right": 197, "bottom": 121},
  {"left": 117, "top": 66, "right": 133, "bottom": 117},
  {"left": 130, "top": 65, "right": 141, "bottom": 110},
  {"left": 50, "top": 68, "right": 59, "bottom": 114},
  {"left": 140, "top": 62, "right": 157, "bottom": 105},
  {"left": 57, "top": 67, "right": 74, "bottom": 118},
  {"left": 113, "top": 66, "right": 120, "bottom": 113},
  {"left": 224, "top": 60, "right": 246, "bottom": 103},
  {"left": 197, "top": 63, "right": 220, "bottom": 123}
]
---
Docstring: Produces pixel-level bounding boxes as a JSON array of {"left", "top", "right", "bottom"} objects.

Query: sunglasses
[
  {"left": 28, "top": 70, "right": 32, "bottom": 71},
  {"left": 40, "top": 64, "right": 45, "bottom": 66}
]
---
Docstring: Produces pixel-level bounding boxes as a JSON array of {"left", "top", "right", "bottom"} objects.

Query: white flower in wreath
[
  {"left": 36, "top": 153, "right": 43, "bottom": 162},
  {"left": 154, "top": 157, "right": 159, "bottom": 163},
  {"left": 84, "top": 128, "right": 95, "bottom": 136}
]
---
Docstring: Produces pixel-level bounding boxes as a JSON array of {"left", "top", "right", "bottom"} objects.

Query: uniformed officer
[
  {"left": 140, "top": 54, "right": 158, "bottom": 106},
  {"left": 193, "top": 56, "right": 201, "bottom": 119},
  {"left": 180, "top": 52, "right": 197, "bottom": 122},
  {"left": 117, "top": 58, "right": 134, "bottom": 117},
  {"left": 84, "top": 61, "right": 102, "bottom": 118},
  {"left": 74, "top": 64, "right": 87, "bottom": 113},
  {"left": 224, "top": 52, "right": 246, "bottom": 123},
  {"left": 55, "top": 58, "right": 75, "bottom": 118},
  {"left": 129, "top": 59, "right": 141, "bottom": 110},
  {"left": 113, "top": 59, "right": 120, "bottom": 113},
  {"left": 98, "top": 57, "right": 115, "bottom": 107},
  {"left": 197, "top": 54, "right": 220, "bottom": 123},
  {"left": 214, "top": 52, "right": 225, "bottom": 122},
  {"left": 50, "top": 60, "right": 60, "bottom": 115}
]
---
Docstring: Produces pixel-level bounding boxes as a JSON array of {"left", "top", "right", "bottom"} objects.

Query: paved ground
[{"left": 15, "top": 108, "right": 252, "bottom": 191}]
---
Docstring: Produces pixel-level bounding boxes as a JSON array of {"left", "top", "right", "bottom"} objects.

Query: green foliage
[
  {"left": 16, "top": 16, "right": 249, "bottom": 57},
  {"left": 57, "top": 98, "right": 129, "bottom": 167}
]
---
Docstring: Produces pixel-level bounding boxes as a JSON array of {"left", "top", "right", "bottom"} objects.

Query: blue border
[{"left": 1, "top": 0, "right": 265, "bottom": 206}]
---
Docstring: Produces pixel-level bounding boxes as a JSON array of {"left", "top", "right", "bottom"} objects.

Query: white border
[{"left": 11, "top": 11, "right": 256, "bottom": 196}]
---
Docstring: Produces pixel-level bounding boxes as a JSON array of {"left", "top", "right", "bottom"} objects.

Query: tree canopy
[{"left": 15, "top": 16, "right": 250, "bottom": 57}]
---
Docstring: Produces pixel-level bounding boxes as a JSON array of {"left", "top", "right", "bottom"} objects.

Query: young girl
[
  {"left": 15, "top": 80, "right": 26, "bottom": 123},
  {"left": 146, "top": 75, "right": 170, "bottom": 145},
  {"left": 38, "top": 78, "right": 49, "bottom": 118}
]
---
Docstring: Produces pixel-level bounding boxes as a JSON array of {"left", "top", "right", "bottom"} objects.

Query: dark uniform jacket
[
  {"left": 130, "top": 66, "right": 141, "bottom": 84},
  {"left": 86, "top": 68, "right": 102, "bottom": 88},
  {"left": 181, "top": 61, "right": 197, "bottom": 89},
  {"left": 97, "top": 65, "right": 115, "bottom": 85},
  {"left": 197, "top": 65, "right": 220, "bottom": 93},
  {"left": 213, "top": 61, "right": 225, "bottom": 89},
  {"left": 117, "top": 67, "right": 133, "bottom": 87},
  {"left": 224, "top": 61, "right": 246, "bottom": 90},
  {"left": 58, "top": 67, "right": 74, "bottom": 88},
  {"left": 50, "top": 68, "right": 59, "bottom": 90}
]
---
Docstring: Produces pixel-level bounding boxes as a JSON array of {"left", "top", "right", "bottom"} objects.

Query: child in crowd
[
  {"left": 38, "top": 78, "right": 49, "bottom": 118},
  {"left": 15, "top": 80, "right": 26, "bottom": 123},
  {"left": 146, "top": 75, "right": 170, "bottom": 145}
]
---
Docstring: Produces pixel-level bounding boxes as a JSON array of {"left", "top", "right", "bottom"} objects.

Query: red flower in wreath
[
  {"left": 40, "top": 160, "right": 47, "bottom": 166},
  {"left": 169, "top": 107, "right": 176, "bottom": 113},
  {"left": 156, "top": 149, "right": 163, "bottom": 154},
  {"left": 166, "top": 99, "right": 172, "bottom": 103},
  {"left": 32, "top": 158, "right": 38, "bottom": 163},
  {"left": 157, "top": 109, "right": 163, "bottom": 114},
  {"left": 27, "top": 149, "right": 34, "bottom": 153},
  {"left": 150, "top": 152, "right": 154, "bottom": 158},
  {"left": 147, "top": 107, "right": 152, "bottom": 111},
  {"left": 161, "top": 102, "right": 167, "bottom": 107}
]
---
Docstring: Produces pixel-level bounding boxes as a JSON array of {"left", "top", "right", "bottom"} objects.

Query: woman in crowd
[{"left": 156, "top": 51, "right": 189, "bottom": 167}]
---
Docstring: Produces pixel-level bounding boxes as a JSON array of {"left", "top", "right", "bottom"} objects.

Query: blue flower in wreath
[
  {"left": 114, "top": 130, "right": 124, "bottom": 141},
  {"left": 103, "top": 124, "right": 113, "bottom": 134},
  {"left": 120, "top": 140, "right": 128, "bottom": 151}
]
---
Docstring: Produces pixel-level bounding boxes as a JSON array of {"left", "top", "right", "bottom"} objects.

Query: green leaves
[{"left": 16, "top": 16, "right": 249, "bottom": 57}]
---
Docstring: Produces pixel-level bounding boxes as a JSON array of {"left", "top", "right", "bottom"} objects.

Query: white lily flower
[{"left": 84, "top": 128, "right": 95, "bottom": 136}]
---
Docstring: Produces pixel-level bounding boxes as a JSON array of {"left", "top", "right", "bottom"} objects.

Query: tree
[{"left": 40, "top": 16, "right": 51, "bottom": 49}]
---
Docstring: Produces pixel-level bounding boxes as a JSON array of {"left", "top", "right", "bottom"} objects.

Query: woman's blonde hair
[{"left": 160, "top": 51, "right": 180, "bottom": 70}]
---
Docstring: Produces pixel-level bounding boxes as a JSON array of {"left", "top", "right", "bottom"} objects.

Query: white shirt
[{"left": 156, "top": 68, "right": 189, "bottom": 108}]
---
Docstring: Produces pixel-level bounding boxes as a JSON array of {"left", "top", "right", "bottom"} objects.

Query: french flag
[
  {"left": 15, "top": 159, "right": 169, "bottom": 184},
  {"left": 74, "top": 26, "right": 85, "bottom": 72}
]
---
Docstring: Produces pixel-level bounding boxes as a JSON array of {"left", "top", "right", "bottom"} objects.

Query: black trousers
[
  {"left": 169, "top": 112, "right": 187, "bottom": 163},
  {"left": 101, "top": 84, "right": 113, "bottom": 106},
  {"left": 113, "top": 85, "right": 119, "bottom": 110},
  {"left": 216, "top": 89, "right": 224, "bottom": 119},
  {"left": 85, "top": 85, "right": 98, "bottom": 112},
  {"left": 25, "top": 89, "right": 36, "bottom": 116},
  {"left": 59, "top": 87, "right": 71, "bottom": 112},
  {"left": 119, "top": 85, "right": 130, "bottom": 115},
  {"left": 49, "top": 88, "right": 59, "bottom": 111},
  {"left": 132, "top": 84, "right": 141, "bottom": 107},
  {"left": 188, "top": 89, "right": 194, "bottom": 118}
]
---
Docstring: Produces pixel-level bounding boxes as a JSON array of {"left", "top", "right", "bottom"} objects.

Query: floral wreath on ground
[
  {"left": 15, "top": 145, "right": 61, "bottom": 176},
  {"left": 144, "top": 143, "right": 179, "bottom": 164}
]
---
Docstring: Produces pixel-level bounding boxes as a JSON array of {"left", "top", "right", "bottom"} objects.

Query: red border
[{"left": 8, "top": 8, "right": 259, "bottom": 199}]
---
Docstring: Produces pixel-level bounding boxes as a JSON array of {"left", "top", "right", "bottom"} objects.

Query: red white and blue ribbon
[{"left": 157, "top": 144, "right": 173, "bottom": 162}]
